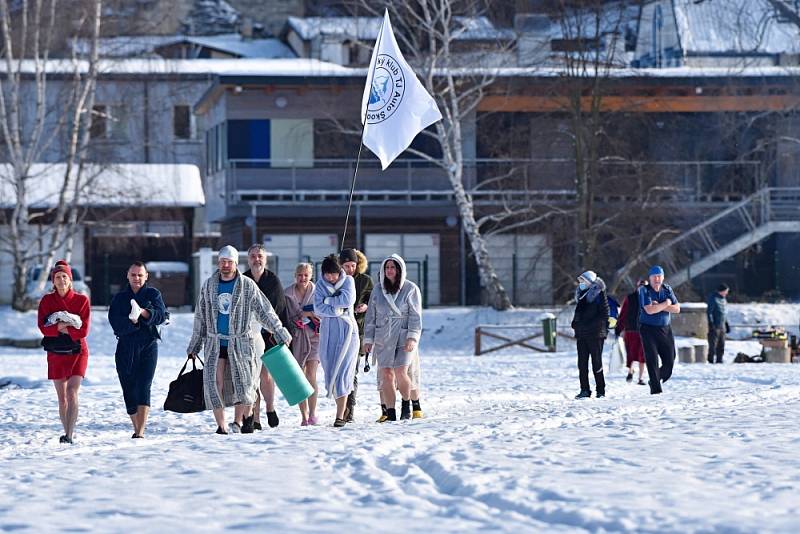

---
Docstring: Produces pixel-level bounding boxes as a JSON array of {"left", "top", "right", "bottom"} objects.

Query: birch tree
[
  {"left": 0, "top": 0, "right": 102, "bottom": 310},
  {"left": 350, "top": 0, "right": 514, "bottom": 309}
]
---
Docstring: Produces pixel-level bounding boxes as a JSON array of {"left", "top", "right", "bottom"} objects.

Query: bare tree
[
  {"left": 348, "top": 0, "right": 515, "bottom": 309},
  {"left": 0, "top": 0, "right": 103, "bottom": 310}
]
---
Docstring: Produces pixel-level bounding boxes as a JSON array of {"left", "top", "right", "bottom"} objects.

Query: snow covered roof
[
  {"left": 0, "top": 164, "right": 204, "bottom": 208},
  {"left": 71, "top": 34, "right": 296, "bottom": 59},
  {"left": 286, "top": 16, "right": 515, "bottom": 42},
  {"left": 145, "top": 261, "right": 190, "bottom": 274},
  {"left": 0, "top": 58, "right": 356, "bottom": 77},
  {"left": 674, "top": 0, "right": 800, "bottom": 55}
]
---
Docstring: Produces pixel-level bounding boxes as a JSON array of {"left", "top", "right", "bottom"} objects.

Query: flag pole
[{"left": 340, "top": 15, "right": 387, "bottom": 253}]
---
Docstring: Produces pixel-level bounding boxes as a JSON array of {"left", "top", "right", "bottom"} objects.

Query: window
[
  {"left": 227, "top": 119, "right": 270, "bottom": 166},
  {"left": 173, "top": 105, "right": 193, "bottom": 140},
  {"left": 90, "top": 105, "right": 108, "bottom": 139},
  {"left": 90, "top": 104, "right": 126, "bottom": 140}
]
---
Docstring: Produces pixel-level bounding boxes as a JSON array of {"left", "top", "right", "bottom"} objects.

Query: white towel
[
  {"left": 129, "top": 299, "right": 143, "bottom": 321},
  {"left": 44, "top": 311, "right": 83, "bottom": 329}
]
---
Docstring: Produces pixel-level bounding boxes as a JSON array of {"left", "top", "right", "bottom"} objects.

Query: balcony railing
[{"left": 222, "top": 158, "right": 763, "bottom": 206}]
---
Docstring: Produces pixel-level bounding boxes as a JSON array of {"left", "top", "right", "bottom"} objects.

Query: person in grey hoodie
[
  {"left": 706, "top": 284, "right": 730, "bottom": 364},
  {"left": 571, "top": 270, "right": 609, "bottom": 399},
  {"left": 363, "top": 254, "right": 422, "bottom": 421}
]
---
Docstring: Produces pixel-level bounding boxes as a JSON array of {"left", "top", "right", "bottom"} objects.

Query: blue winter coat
[
  {"left": 108, "top": 284, "right": 168, "bottom": 346},
  {"left": 706, "top": 292, "right": 727, "bottom": 328}
]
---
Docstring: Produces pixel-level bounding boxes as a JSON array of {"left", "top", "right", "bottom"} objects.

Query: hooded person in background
[
  {"left": 706, "top": 284, "right": 730, "bottom": 364},
  {"left": 363, "top": 254, "right": 423, "bottom": 421},
  {"left": 187, "top": 245, "right": 291, "bottom": 435},
  {"left": 108, "top": 262, "right": 168, "bottom": 438},
  {"left": 339, "top": 248, "right": 373, "bottom": 423},
  {"left": 616, "top": 279, "right": 647, "bottom": 385},
  {"left": 571, "top": 270, "right": 609, "bottom": 399},
  {"left": 37, "top": 260, "right": 91, "bottom": 444},
  {"left": 313, "top": 254, "right": 360, "bottom": 427},
  {"left": 243, "top": 243, "right": 289, "bottom": 430},
  {"left": 638, "top": 265, "right": 680, "bottom": 395}
]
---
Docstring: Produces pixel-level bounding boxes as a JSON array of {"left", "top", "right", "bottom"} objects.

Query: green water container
[{"left": 261, "top": 344, "right": 314, "bottom": 406}]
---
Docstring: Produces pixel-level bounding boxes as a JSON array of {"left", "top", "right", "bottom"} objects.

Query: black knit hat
[
  {"left": 339, "top": 248, "right": 358, "bottom": 264},
  {"left": 321, "top": 254, "right": 341, "bottom": 275},
  {"left": 717, "top": 283, "right": 729, "bottom": 292}
]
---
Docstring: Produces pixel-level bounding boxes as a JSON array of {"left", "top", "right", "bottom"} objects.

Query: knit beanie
[
  {"left": 51, "top": 260, "right": 73, "bottom": 282},
  {"left": 339, "top": 248, "right": 358, "bottom": 264},
  {"left": 218, "top": 245, "right": 239, "bottom": 262}
]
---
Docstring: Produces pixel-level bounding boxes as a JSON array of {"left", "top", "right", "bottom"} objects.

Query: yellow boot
[{"left": 412, "top": 410, "right": 424, "bottom": 419}]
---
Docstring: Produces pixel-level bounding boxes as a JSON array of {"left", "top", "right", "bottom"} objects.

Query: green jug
[{"left": 261, "top": 344, "right": 314, "bottom": 406}]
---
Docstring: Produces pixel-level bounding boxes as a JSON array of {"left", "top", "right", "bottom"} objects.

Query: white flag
[{"left": 361, "top": 10, "right": 442, "bottom": 170}]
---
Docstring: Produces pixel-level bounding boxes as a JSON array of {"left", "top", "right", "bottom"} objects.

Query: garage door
[
  {"left": 485, "top": 234, "right": 552, "bottom": 305},
  {"left": 263, "top": 234, "right": 338, "bottom": 288},
  {"left": 365, "top": 233, "right": 440, "bottom": 305}
]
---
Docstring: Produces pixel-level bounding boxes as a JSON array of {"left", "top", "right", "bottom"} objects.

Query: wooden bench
[{"left": 474, "top": 324, "right": 555, "bottom": 356}]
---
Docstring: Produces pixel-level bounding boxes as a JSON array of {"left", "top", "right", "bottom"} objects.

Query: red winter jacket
[{"left": 37, "top": 289, "right": 91, "bottom": 358}]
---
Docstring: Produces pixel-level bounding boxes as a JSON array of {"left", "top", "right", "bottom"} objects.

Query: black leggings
[{"left": 639, "top": 325, "right": 676, "bottom": 394}]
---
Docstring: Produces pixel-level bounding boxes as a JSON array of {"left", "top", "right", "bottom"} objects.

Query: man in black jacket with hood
[{"left": 571, "top": 270, "right": 609, "bottom": 399}]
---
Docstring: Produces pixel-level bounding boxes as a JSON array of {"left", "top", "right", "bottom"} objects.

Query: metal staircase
[{"left": 618, "top": 188, "right": 800, "bottom": 288}]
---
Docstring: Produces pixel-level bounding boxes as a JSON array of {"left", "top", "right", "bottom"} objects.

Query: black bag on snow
[
  {"left": 41, "top": 334, "right": 81, "bottom": 355},
  {"left": 164, "top": 356, "right": 206, "bottom": 413}
]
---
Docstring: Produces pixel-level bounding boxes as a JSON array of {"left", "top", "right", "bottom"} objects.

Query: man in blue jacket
[
  {"left": 638, "top": 265, "right": 680, "bottom": 395},
  {"left": 108, "top": 262, "right": 168, "bottom": 438},
  {"left": 706, "top": 284, "right": 729, "bottom": 364}
]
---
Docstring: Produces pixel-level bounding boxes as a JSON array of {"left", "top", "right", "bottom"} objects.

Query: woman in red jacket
[{"left": 37, "top": 260, "right": 91, "bottom": 444}]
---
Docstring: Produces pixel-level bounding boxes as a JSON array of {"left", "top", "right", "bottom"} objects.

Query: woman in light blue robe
[{"left": 313, "top": 254, "right": 359, "bottom": 427}]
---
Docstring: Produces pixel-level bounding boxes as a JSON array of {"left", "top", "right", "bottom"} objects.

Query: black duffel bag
[
  {"left": 41, "top": 334, "right": 81, "bottom": 355},
  {"left": 164, "top": 356, "right": 206, "bottom": 413}
]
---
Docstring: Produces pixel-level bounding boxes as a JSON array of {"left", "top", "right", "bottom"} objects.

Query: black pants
[
  {"left": 346, "top": 353, "right": 360, "bottom": 411},
  {"left": 115, "top": 338, "right": 158, "bottom": 415},
  {"left": 577, "top": 338, "right": 605, "bottom": 395},
  {"left": 639, "top": 324, "right": 676, "bottom": 394},
  {"left": 708, "top": 327, "right": 725, "bottom": 363}
]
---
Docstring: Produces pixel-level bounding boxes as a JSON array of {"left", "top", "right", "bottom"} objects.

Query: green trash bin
[
  {"left": 261, "top": 344, "right": 314, "bottom": 406},
  {"left": 541, "top": 313, "right": 557, "bottom": 352}
]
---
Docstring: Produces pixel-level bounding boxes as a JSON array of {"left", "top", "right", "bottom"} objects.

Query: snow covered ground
[{"left": 1, "top": 304, "right": 800, "bottom": 533}]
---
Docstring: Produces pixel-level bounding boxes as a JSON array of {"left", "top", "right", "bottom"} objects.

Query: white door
[
  {"left": 263, "top": 233, "right": 338, "bottom": 288},
  {"left": 365, "top": 233, "right": 440, "bottom": 305}
]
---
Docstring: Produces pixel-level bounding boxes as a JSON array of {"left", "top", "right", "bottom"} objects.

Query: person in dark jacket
[
  {"left": 638, "top": 265, "right": 680, "bottom": 395},
  {"left": 108, "top": 262, "right": 168, "bottom": 438},
  {"left": 706, "top": 284, "right": 730, "bottom": 364},
  {"left": 571, "top": 270, "right": 609, "bottom": 399},
  {"left": 615, "top": 279, "right": 647, "bottom": 385},
  {"left": 244, "top": 243, "right": 289, "bottom": 430},
  {"left": 340, "top": 248, "right": 374, "bottom": 422}
]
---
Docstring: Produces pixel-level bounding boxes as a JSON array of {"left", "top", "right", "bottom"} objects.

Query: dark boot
[
  {"left": 215, "top": 426, "right": 228, "bottom": 435},
  {"left": 241, "top": 414, "right": 255, "bottom": 434},
  {"left": 267, "top": 411, "right": 279, "bottom": 428},
  {"left": 400, "top": 400, "right": 411, "bottom": 420},
  {"left": 575, "top": 390, "right": 591, "bottom": 399},
  {"left": 376, "top": 404, "right": 388, "bottom": 423},
  {"left": 385, "top": 408, "right": 397, "bottom": 421},
  {"left": 344, "top": 405, "right": 355, "bottom": 423}
]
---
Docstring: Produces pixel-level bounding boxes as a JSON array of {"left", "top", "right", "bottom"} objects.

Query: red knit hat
[{"left": 51, "top": 260, "right": 73, "bottom": 282}]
